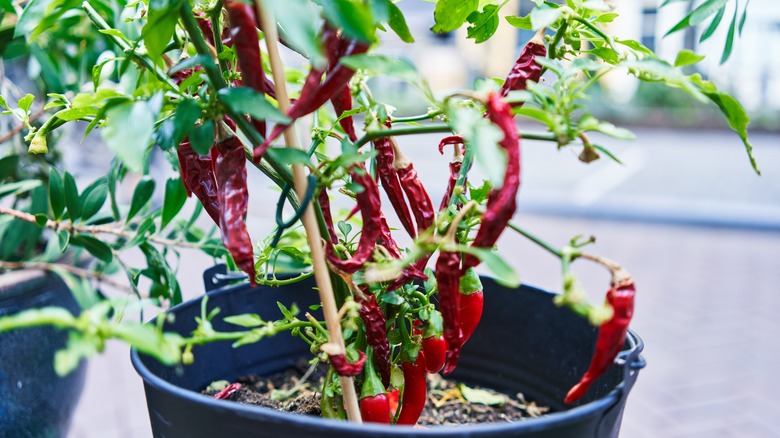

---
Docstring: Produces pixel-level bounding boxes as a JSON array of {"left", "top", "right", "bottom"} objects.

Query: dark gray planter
[
  {"left": 0, "top": 270, "right": 88, "bottom": 438},
  {"left": 132, "top": 268, "right": 644, "bottom": 437}
]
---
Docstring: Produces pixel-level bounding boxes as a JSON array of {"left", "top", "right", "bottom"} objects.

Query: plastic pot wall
[
  {"left": 132, "top": 269, "right": 644, "bottom": 437},
  {"left": 0, "top": 270, "right": 88, "bottom": 438}
]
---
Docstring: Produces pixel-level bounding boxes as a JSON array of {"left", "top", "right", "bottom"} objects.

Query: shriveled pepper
[
  {"left": 437, "top": 136, "right": 465, "bottom": 211},
  {"left": 357, "top": 292, "right": 392, "bottom": 388},
  {"left": 377, "top": 212, "right": 403, "bottom": 259},
  {"left": 395, "top": 353, "right": 427, "bottom": 425},
  {"left": 461, "top": 93, "right": 521, "bottom": 272},
  {"left": 330, "top": 350, "right": 366, "bottom": 377},
  {"left": 325, "top": 166, "right": 383, "bottom": 274},
  {"left": 213, "top": 382, "right": 242, "bottom": 400},
  {"left": 375, "top": 131, "right": 416, "bottom": 238},
  {"left": 317, "top": 189, "right": 339, "bottom": 243},
  {"left": 565, "top": 275, "right": 635, "bottom": 404},
  {"left": 177, "top": 140, "right": 221, "bottom": 225},
  {"left": 225, "top": 0, "right": 272, "bottom": 137},
  {"left": 499, "top": 33, "right": 547, "bottom": 99},
  {"left": 435, "top": 250, "right": 462, "bottom": 376},
  {"left": 331, "top": 85, "right": 358, "bottom": 142},
  {"left": 213, "top": 122, "right": 256, "bottom": 285},
  {"left": 359, "top": 348, "right": 391, "bottom": 424},
  {"left": 392, "top": 141, "right": 434, "bottom": 234}
]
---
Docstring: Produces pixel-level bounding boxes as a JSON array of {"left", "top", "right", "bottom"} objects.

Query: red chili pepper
[
  {"left": 329, "top": 350, "right": 366, "bottom": 377},
  {"left": 393, "top": 144, "right": 435, "bottom": 234},
  {"left": 375, "top": 132, "right": 416, "bottom": 238},
  {"left": 457, "top": 268, "right": 484, "bottom": 347},
  {"left": 357, "top": 292, "right": 392, "bottom": 388},
  {"left": 438, "top": 136, "right": 465, "bottom": 211},
  {"left": 461, "top": 93, "right": 521, "bottom": 272},
  {"left": 317, "top": 188, "right": 338, "bottom": 243},
  {"left": 388, "top": 388, "right": 400, "bottom": 418},
  {"left": 324, "top": 166, "right": 382, "bottom": 274},
  {"left": 499, "top": 35, "right": 546, "bottom": 99},
  {"left": 435, "top": 250, "right": 462, "bottom": 376},
  {"left": 359, "top": 348, "right": 391, "bottom": 424},
  {"left": 422, "top": 335, "right": 447, "bottom": 374},
  {"left": 225, "top": 0, "right": 272, "bottom": 138},
  {"left": 564, "top": 276, "right": 636, "bottom": 404},
  {"left": 213, "top": 123, "right": 256, "bottom": 285},
  {"left": 330, "top": 85, "right": 358, "bottom": 142},
  {"left": 395, "top": 354, "right": 427, "bottom": 425},
  {"left": 213, "top": 382, "right": 242, "bottom": 400},
  {"left": 377, "top": 212, "right": 403, "bottom": 259},
  {"left": 177, "top": 141, "right": 221, "bottom": 225}
]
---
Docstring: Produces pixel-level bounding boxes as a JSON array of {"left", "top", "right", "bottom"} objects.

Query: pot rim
[{"left": 131, "top": 280, "right": 644, "bottom": 434}]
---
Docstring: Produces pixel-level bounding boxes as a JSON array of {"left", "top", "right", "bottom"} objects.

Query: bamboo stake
[{"left": 255, "top": 1, "right": 362, "bottom": 423}]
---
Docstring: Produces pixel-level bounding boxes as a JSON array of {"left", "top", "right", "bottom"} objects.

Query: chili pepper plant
[{"left": 0, "top": 0, "right": 758, "bottom": 427}]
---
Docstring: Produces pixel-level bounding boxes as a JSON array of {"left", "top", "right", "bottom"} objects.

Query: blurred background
[{"left": 1, "top": 0, "right": 779, "bottom": 437}]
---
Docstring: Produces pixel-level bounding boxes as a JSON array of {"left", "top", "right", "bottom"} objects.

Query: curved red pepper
[
  {"left": 225, "top": 0, "right": 271, "bottom": 138},
  {"left": 500, "top": 39, "right": 546, "bottom": 99},
  {"left": 377, "top": 212, "right": 403, "bottom": 259},
  {"left": 442, "top": 269, "right": 485, "bottom": 376},
  {"left": 324, "top": 167, "right": 382, "bottom": 274},
  {"left": 317, "top": 188, "right": 339, "bottom": 243},
  {"left": 435, "top": 250, "right": 462, "bottom": 376},
  {"left": 177, "top": 141, "right": 221, "bottom": 225},
  {"left": 357, "top": 292, "right": 392, "bottom": 388},
  {"left": 462, "top": 93, "right": 521, "bottom": 272},
  {"left": 395, "top": 354, "right": 427, "bottom": 425},
  {"left": 360, "top": 348, "right": 391, "bottom": 424},
  {"left": 375, "top": 133, "right": 416, "bottom": 238},
  {"left": 213, "top": 382, "right": 242, "bottom": 400},
  {"left": 565, "top": 277, "right": 636, "bottom": 404},
  {"left": 330, "top": 350, "right": 366, "bottom": 377},
  {"left": 214, "top": 127, "right": 256, "bottom": 286},
  {"left": 395, "top": 162, "right": 434, "bottom": 234},
  {"left": 330, "top": 85, "right": 358, "bottom": 142}
]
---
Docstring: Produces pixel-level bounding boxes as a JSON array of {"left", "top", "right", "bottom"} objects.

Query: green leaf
[
  {"left": 689, "top": 74, "right": 759, "bottom": 174},
  {"left": 458, "top": 383, "right": 507, "bottom": 406},
  {"left": 48, "top": 169, "right": 65, "bottom": 219},
  {"left": 217, "top": 88, "right": 291, "bottom": 124},
  {"left": 449, "top": 105, "right": 505, "bottom": 188},
  {"left": 173, "top": 99, "right": 201, "bottom": 145},
  {"left": 265, "top": 147, "right": 312, "bottom": 167},
  {"left": 111, "top": 322, "right": 182, "bottom": 365},
  {"left": 54, "top": 107, "right": 98, "bottom": 122},
  {"left": 615, "top": 39, "right": 654, "bottom": 56},
  {"left": 57, "top": 229, "right": 70, "bottom": 252},
  {"left": 269, "top": 0, "right": 326, "bottom": 68},
  {"left": 337, "top": 220, "right": 352, "bottom": 239},
  {"left": 319, "top": 0, "right": 377, "bottom": 43},
  {"left": 71, "top": 235, "right": 114, "bottom": 263},
  {"left": 102, "top": 101, "right": 154, "bottom": 174},
  {"left": 224, "top": 313, "right": 265, "bottom": 327},
  {"left": 107, "top": 159, "right": 123, "bottom": 221},
  {"left": 594, "top": 12, "right": 619, "bottom": 23},
  {"left": 161, "top": 177, "right": 187, "bottom": 229},
  {"left": 143, "top": 0, "right": 180, "bottom": 61},
  {"left": 386, "top": 0, "right": 414, "bottom": 43},
  {"left": 63, "top": 172, "right": 81, "bottom": 221},
  {"left": 578, "top": 114, "right": 635, "bottom": 140},
  {"left": 54, "top": 332, "right": 97, "bottom": 376},
  {"left": 34, "top": 213, "right": 49, "bottom": 227},
  {"left": 15, "top": 0, "right": 51, "bottom": 37},
  {"left": 79, "top": 178, "right": 108, "bottom": 221},
  {"left": 0, "top": 155, "right": 19, "bottom": 180},
  {"left": 466, "top": 4, "right": 500, "bottom": 44},
  {"left": 432, "top": 0, "right": 478, "bottom": 33},
  {"left": 127, "top": 177, "right": 155, "bottom": 223},
  {"left": 738, "top": 0, "right": 749, "bottom": 35},
  {"left": 0, "top": 180, "right": 42, "bottom": 199},
  {"left": 381, "top": 292, "right": 405, "bottom": 305},
  {"left": 530, "top": 4, "right": 562, "bottom": 30},
  {"left": 699, "top": 5, "right": 725, "bottom": 42},
  {"left": 689, "top": 0, "right": 727, "bottom": 26},
  {"left": 674, "top": 49, "right": 706, "bottom": 67},
  {"left": 505, "top": 15, "right": 532, "bottom": 30},
  {"left": 460, "top": 246, "right": 520, "bottom": 288},
  {"left": 190, "top": 120, "right": 215, "bottom": 155},
  {"left": 339, "top": 54, "right": 420, "bottom": 84},
  {"left": 18, "top": 94, "right": 34, "bottom": 113},
  {"left": 720, "top": 4, "right": 738, "bottom": 64}
]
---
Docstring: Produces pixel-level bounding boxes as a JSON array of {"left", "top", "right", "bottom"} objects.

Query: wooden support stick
[{"left": 255, "top": 1, "right": 362, "bottom": 424}]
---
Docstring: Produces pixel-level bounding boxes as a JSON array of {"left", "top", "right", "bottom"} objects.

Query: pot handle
[
  {"left": 202, "top": 264, "right": 248, "bottom": 292},
  {"left": 595, "top": 330, "right": 646, "bottom": 438}
]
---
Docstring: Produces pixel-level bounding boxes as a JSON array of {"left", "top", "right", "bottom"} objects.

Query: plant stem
[
  {"left": 81, "top": 2, "right": 179, "bottom": 92},
  {"left": 391, "top": 109, "right": 444, "bottom": 124},
  {"left": 507, "top": 221, "right": 563, "bottom": 258},
  {"left": 573, "top": 17, "right": 619, "bottom": 53},
  {"left": 0, "top": 260, "right": 134, "bottom": 293},
  {"left": 353, "top": 124, "right": 453, "bottom": 149}
]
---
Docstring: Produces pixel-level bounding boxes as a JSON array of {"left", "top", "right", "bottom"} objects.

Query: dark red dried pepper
[
  {"left": 393, "top": 145, "right": 435, "bottom": 234},
  {"left": 214, "top": 123, "right": 256, "bottom": 285},
  {"left": 438, "top": 136, "right": 465, "bottom": 211},
  {"left": 213, "top": 382, "right": 242, "bottom": 400},
  {"left": 499, "top": 35, "right": 547, "bottom": 99},
  {"left": 461, "top": 93, "right": 521, "bottom": 272},
  {"left": 375, "top": 132, "right": 416, "bottom": 238},
  {"left": 357, "top": 292, "right": 392, "bottom": 388},
  {"left": 324, "top": 166, "right": 382, "bottom": 274},
  {"left": 317, "top": 189, "right": 339, "bottom": 243},
  {"left": 225, "top": 0, "right": 271, "bottom": 137},
  {"left": 377, "top": 212, "right": 403, "bottom": 259},
  {"left": 177, "top": 141, "right": 221, "bottom": 225},
  {"left": 395, "top": 353, "right": 427, "bottom": 425},
  {"left": 565, "top": 276, "right": 636, "bottom": 404},
  {"left": 435, "top": 250, "right": 462, "bottom": 376},
  {"left": 330, "top": 85, "right": 358, "bottom": 142},
  {"left": 329, "top": 350, "right": 366, "bottom": 377}
]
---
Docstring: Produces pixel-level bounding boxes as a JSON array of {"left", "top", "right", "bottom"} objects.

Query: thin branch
[
  {"left": 0, "top": 107, "right": 45, "bottom": 144},
  {"left": 0, "top": 206, "right": 202, "bottom": 249},
  {"left": 0, "top": 260, "right": 134, "bottom": 293}
]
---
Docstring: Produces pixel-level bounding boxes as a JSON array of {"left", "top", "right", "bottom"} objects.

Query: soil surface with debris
[{"left": 202, "top": 359, "right": 550, "bottom": 426}]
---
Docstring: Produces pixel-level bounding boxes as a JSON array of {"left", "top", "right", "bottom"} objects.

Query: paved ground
[{"left": 64, "top": 126, "right": 779, "bottom": 437}]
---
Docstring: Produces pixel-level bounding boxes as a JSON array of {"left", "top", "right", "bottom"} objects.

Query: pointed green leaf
[
  {"left": 530, "top": 4, "right": 562, "bottom": 30},
  {"left": 432, "top": 0, "right": 478, "bottom": 33},
  {"left": 49, "top": 169, "right": 65, "bottom": 219},
  {"left": 190, "top": 120, "right": 215, "bottom": 155},
  {"left": 71, "top": 235, "right": 113, "bottom": 263},
  {"left": 224, "top": 313, "right": 265, "bottom": 328},
  {"left": 674, "top": 49, "right": 706, "bottom": 67},
  {"left": 127, "top": 177, "right": 155, "bottom": 223},
  {"left": 217, "top": 87, "right": 291, "bottom": 124},
  {"left": 102, "top": 101, "right": 154, "bottom": 174},
  {"left": 386, "top": 0, "right": 414, "bottom": 43},
  {"left": 63, "top": 172, "right": 81, "bottom": 221},
  {"left": 505, "top": 14, "right": 532, "bottom": 30},
  {"left": 699, "top": 6, "right": 725, "bottom": 42},
  {"left": 720, "top": 5, "right": 738, "bottom": 64},
  {"left": 466, "top": 4, "right": 501, "bottom": 44},
  {"left": 143, "top": 0, "right": 179, "bottom": 61},
  {"left": 161, "top": 177, "right": 187, "bottom": 229},
  {"left": 80, "top": 178, "right": 108, "bottom": 221}
]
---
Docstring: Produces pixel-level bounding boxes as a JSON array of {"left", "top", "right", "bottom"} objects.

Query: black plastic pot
[
  {"left": 0, "top": 270, "right": 88, "bottom": 438},
  {"left": 132, "top": 266, "right": 645, "bottom": 437}
]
